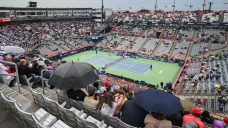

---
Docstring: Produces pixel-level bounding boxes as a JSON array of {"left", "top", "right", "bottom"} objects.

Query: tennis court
[
  {"left": 63, "top": 50, "right": 181, "bottom": 86},
  {"left": 85, "top": 55, "right": 150, "bottom": 74}
]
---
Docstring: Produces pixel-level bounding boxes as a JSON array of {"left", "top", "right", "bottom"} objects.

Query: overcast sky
[{"left": 1, "top": 0, "right": 228, "bottom": 11}]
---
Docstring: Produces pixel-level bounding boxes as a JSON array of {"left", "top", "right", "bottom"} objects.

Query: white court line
[{"left": 126, "top": 62, "right": 138, "bottom": 70}]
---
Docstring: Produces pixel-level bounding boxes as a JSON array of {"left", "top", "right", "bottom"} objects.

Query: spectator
[
  {"left": 18, "top": 59, "right": 31, "bottom": 77},
  {"left": 223, "top": 118, "right": 228, "bottom": 125},
  {"left": 84, "top": 86, "right": 98, "bottom": 109},
  {"left": 93, "top": 81, "right": 99, "bottom": 90},
  {"left": 96, "top": 92, "right": 118, "bottom": 117},
  {"left": 0, "top": 56, "right": 14, "bottom": 85},
  {"left": 43, "top": 65, "right": 53, "bottom": 79},
  {"left": 182, "top": 108, "right": 205, "bottom": 128},
  {"left": 167, "top": 112, "right": 183, "bottom": 127},
  {"left": 32, "top": 60, "right": 42, "bottom": 76},
  {"left": 144, "top": 113, "right": 172, "bottom": 128},
  {"left": 126, "top": 91, "right": 135, "bottom": 100},
  {"left": 67, "top": 87, "right": 86, "bottom": 101},
  {"left": 213, "top": 120, "right": 225, "bottom": 128},
  {"left": 160, "top": 82, "right": 164, "bottom": 88},
  {"left": 113, "top": 89, "right": 127, "bottom": 117},
  {"left": 182, "top": 121, "right": 199, "bottom": 128},
  {"left": 120, "top": 99, "right": 148, "bottom": 127},
  {"left": 201, "top": 110, "right": 213, "bottom": 124},
  {"left": 5, "top": 54, "right": 15, "bottom": 73},
  {"left": 104, "top": 78, "right": 110, "bottom": 87}
]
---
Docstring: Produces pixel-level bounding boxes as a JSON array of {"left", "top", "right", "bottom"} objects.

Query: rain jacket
[{"left": 183, "top": 114, "right": 205, "bottom": 128}]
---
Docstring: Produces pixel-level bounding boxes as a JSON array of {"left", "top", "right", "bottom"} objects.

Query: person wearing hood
[
  {"left": 182, "top": 108, "right": 205, "bottom": 128},
  {"left": 213, "top": 120, "right": 225, "bottom": 128},
  {"left": 182, "top": 121, "right": 199, "bottom": 128},
  {"left": 201, "top": 110, "right": 213, "bottom": 124}
]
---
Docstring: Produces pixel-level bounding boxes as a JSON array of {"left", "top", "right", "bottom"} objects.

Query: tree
[{"left": 138, "top": 9, "right": 151, "bottom": 13}]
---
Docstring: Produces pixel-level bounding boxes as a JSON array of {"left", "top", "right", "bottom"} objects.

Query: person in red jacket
[{"left": 182, "top": 107, "right": 205, "bottom": 128}]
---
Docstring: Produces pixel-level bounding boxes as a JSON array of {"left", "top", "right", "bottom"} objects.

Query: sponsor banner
[{"left": 0, "top": 18, "right": 12, "bottom": 23}]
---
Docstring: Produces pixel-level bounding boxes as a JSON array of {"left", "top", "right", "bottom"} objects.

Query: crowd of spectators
[
  {"left": 0, "top": 20, "right": 101, "bottom": 57},
  {"left": 63, "top": 73, "right": 228, "bottom": 128},
  {"left": 0, "top": 10, "right": 228, "bottom": 128},
  {"left": 112, "top": 11, "right": 227, "bottom": 23},
  {"left": 1, "top": 50, "right": 227, "bottom": 128}
]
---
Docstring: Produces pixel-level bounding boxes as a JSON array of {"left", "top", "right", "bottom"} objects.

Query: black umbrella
[
  {"left": 135, "top": 89, "right": 183, "bottom": 116},
  {"left": 48, "top": 62, "right": 99, "bottom": 90}
]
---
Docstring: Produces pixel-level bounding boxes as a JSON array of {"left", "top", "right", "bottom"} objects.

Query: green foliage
[{"left": 138, "top": 9, "right": 151, "bottom": 13}]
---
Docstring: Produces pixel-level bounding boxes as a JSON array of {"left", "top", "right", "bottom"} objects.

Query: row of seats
[
  {"left": 113, "top": 12, "right": 226, "bottom": 23},
  {"left": 30, "top": 87, "right": 136, "bottom": 128},
  {"left": 0, "top": 83, "right": 71, "bottom": 128}
]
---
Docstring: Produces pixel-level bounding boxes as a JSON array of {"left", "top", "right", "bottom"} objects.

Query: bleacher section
[
  {"left": 181, "top": 12, "right": 198, "bottom": 23},
  {"left": 128, "top": 37, "right": 147, "bottom": 53},
  {"left": 202, "top": 13, "right": 220, "bottom": 23},
  {"left": 139, "top": 38, "right": 159, "bottom": 55},
  {"left": 154, "top": 39, "right": 173, "bottom": 55},
  {"left": 224, "top": 13, "right": 228, "bottom": 23},
  {"left": 174, "top": 51, "right": 228, "bottom": 113},
  {"left": 190, "top": 43, "right": 208, "bottom": 57},
  {"left": 171, "top": 40, "right": 190, "bottom": 59}
]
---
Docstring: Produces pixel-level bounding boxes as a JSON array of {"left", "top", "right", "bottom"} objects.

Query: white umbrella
[{"left": 2, "top": 46, "right": 25, "bottom": 54}]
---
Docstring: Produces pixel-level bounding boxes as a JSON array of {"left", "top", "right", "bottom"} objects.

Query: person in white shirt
[{"left": 96, "top": 92, "right": 117, "bottom": 117}]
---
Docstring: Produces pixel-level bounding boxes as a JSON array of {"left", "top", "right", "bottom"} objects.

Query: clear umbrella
[{"left": 2, "top": 46, "right": 25, "bottom": 54}]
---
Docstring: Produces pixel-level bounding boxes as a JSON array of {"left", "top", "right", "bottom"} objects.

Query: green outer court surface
[{"left": 63, "top": 50, "right": 181, "bottom": 86}]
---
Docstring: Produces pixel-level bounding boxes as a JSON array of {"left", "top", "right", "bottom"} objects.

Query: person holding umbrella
[
  {"left": 48, "top": 62, "right": 99, "bottom": 90},
  {"left": 120, "top": 99, "right": 148, "bottom": 127},
  {"left": 48, "top": 62, "right": 99, "bottom": 101},
  {"left": 67, "top": 87, "right": 86, "bottom": 102},
  {"left": 135, "top": 89, "right": 183, "bottom": 128}
]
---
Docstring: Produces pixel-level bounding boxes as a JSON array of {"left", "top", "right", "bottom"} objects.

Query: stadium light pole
[
  {"left": 101, "top": 0, "right": 104, "bottom": 24},
  {"left": 208, "top": 2, "right": 213, "bottom": 12},
  {"left": 172, "top": 0, "right": 176, "bottom": 12},
  {"left": 202, "top": 0, "right": 207, "bottom": 11},
  {"left": 155, "top": 0, "right": 158, "bottom": 12},
  {"left": 189, "top": 5, "right": 193, "bottom": 10}
]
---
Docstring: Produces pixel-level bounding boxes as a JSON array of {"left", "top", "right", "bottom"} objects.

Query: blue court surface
[{"left": 84, "top": 55, "right": 150, "bottom": 74}]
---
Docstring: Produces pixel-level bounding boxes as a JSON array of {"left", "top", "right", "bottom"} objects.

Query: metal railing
[{"left": 0, "top": 61, "right": 20, "bottom": 94}]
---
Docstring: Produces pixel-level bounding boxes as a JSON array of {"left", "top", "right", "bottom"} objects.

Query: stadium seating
[
  {"left": 224, "top": 13, "right": 228, "bottom": 22},
  {"left": 171, "top": 40, "right": 190, "bottom": 59},
  {"left": 202, "top": 13, "right": 220, "bottom": 23},
  {"left": 0, "top": 10, "right": 228, "bottom": 128},
  {"left": 181, "top": 12, "right": 198, "bottom": 23},
  {"left": 154, "top": 39, "right": 173, "bottom": 55}
]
